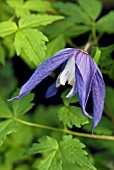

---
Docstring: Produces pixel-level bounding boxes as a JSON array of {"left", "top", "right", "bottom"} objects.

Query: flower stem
[
  {"left": 91, "top": 21, "right": 98, "bottom": 45},
  {"left": 15, "top": 117, "right": 114, "bottom": 141}
]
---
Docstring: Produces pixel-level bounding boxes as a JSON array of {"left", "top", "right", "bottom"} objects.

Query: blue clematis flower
[{"left": 8, "top": 42, "right": 105, "bottom": 131}]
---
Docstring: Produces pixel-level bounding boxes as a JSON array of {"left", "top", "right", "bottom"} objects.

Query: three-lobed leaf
[{"left": 26, "top": 135, "right": 96, "bottom": 170}]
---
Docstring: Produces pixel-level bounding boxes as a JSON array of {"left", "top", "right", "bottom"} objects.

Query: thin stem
[
  {"left": 15, "top": 117, "right": 114, "bottom": 141},
  {"left": 91, "top": 21, "right": 98, "bottom": 46}
]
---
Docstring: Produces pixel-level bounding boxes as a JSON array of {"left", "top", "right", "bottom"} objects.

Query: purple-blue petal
[
  {"left": 75, "top": 51, "right": 97, "bottom": 118},
  {"left": 45, "top": 81, "right": 59, "bottom": 98},
  {"left": 8, "top": 48, "right": 76, "bottom": 100},
  {"left": 92, "top": 69, "right": 105, "bottom": 131}
]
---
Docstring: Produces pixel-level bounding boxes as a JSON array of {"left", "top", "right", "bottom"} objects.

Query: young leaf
[
  {"left": 0, "top": 119, "right": 18, "bottom": 146},
  {"left": 58, "top": 106, "right": 88, "bottom": 128},
  {"left": 26, "top": 135, "right": 96, "bottom": 170},
  {"left": 0, "top": 21, "right": 17, "bottom": 37},
  {"left": 52, "top": 2, "right": 91, "bottom": 25},
  {"left": 46, "top": 35, "right": 66, "bottom": 58},
  {"left": 10, "top": 89, "right": 34, "bottom": 117},
  {"left": 14, "top": 28, "right": 48, "bottom": 66},
  {"left": 23, "top": 0, "right": 54, "bottom": 13},
  {"left": 93, "top": 47, "right": 101, "bottom": 65},
  {"left": 96, "top": 11, "right": 114, "bottom": 34},
  {"left": 0, "top": 98, "right": 12, "bottom": 118},
  {"left": 19, "top": 14, "right": 64, "bottom": 29},
  {"left": 77, "top": 0, "right": 102, "bottom": 20}
]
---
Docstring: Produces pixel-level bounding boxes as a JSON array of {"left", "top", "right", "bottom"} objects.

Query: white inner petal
[{"left": 56, "top": 55, "right": 75, "bottom": 87}]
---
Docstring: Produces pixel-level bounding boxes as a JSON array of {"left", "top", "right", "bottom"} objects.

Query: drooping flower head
[{"left": 8, "top": 42, "right": 105, "bottom": 131}]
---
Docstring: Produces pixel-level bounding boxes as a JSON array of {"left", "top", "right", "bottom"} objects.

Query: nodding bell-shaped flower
[{"left": 8, "top": 42, "right": 105, "bottom": 131}]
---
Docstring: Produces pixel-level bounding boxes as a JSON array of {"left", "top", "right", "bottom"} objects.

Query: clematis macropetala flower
[{"left": 8, "top": 42, "right": 105, "bottom": 131}]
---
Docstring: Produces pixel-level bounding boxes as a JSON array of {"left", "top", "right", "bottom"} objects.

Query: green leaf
[
  {"left": 19, "top": 14, "right": 64, "bottom": 29},
  {"left": 46, "top": 35, "right": 66, "bottom": 58},
  {"left": 11, "top": 89, "right": 34, "bottom": 117},
  {"left": 0, "top": 119, "right": 18, "bottom": 146},
  {"left": 96, "top": 11, "right": 114, "bottom": 33},
  {"left": 77, "top": 0, "right": 102, "bottom": 20},
  {"left": 0, "top": 21, "right": 17, "bottom": 37},
  {"left": 26, "top": 135, "right": 96, "bottom": 170},
  {"left": 93, "top": 47, "right": 101, "bottom": 65},
  {"left": 0, "top": 98, "right": 12, "bottom": 118},
  {"left": 58, "top": 106, "right": 88, "bottom": 128},
  {"left": 14, "top": 28, "right": 48, "bottom": 66},
  {"left": 53, "top": 2, "right": 91, "bottom": 25},
  {"left": 23, "top": 0, "right": 54, "bottom": 13}
]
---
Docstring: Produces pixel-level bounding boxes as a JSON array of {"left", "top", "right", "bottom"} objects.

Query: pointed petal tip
[{"left": 7, "top": 96, "right": 20, "bottom": 101}]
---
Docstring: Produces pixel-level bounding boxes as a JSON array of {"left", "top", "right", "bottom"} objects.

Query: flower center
[{"left": 56, "top": 55, "right": 75, "bottom": 87}]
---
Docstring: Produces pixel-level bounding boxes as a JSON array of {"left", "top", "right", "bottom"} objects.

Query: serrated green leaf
[
  {"left": 14, "top": 28, "right": 48, "bottom": 66},
  {"left": 0, "top": 98, "right": 12, "bottom": 118},
  {"left": 11, "top": 89, "right": 34, "bottom": 117},
  {"left": 53, "top": 2, "right": 91, "bottom": 25},
  {"left": 46, "top": 35, "right": 66, "bottom": 58},
  {"left": 23, "top": 0, "right": 54, "bottom": 13},
  {"left": 58, "top": 106, "right": 88, "bottom": 128},
  {"left": 93, "top": 47, "right": 101, "bottom": 65},
  {"left": 0, "top": 119, "right": 18, "bottom": 146},
  {"left": 19, "top": 14, "right": 64, "bottom": 29},
  {"left": 0, "top": 21, "right": 17, "bottom": 37},
  {"left": 77, "top": 0, "right": 102, "bottom": 20},
  {"left": 96, "top": 11, "right": 114, "bottom": 33},
  {"left": 26, "top": 135, "right": 96, "bottom": 170}
]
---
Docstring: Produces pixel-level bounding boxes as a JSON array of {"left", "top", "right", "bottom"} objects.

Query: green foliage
[
  {"left": 26, "top": 135, "right": 96, "bottom": 170},
  {"left": 0, "top": 0, "right": 114, "bottom": 169}
]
